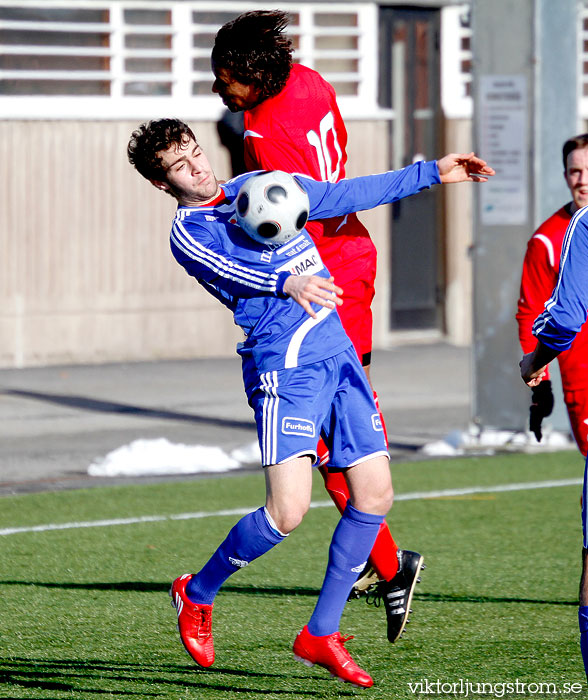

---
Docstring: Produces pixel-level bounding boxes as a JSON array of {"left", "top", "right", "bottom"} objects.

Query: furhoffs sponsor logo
[
  {"left": 371, "top": 414, "right": 383, "bottom": 431},
  {"left": 282, "top": 417, "right": 315, "bottom": 437}
]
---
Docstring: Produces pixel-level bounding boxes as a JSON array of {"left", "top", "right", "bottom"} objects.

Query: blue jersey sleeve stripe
[
  {"left": 172, "top": 226, "right": 276, "bottom": 291},
  {"left": 532, "top": 312, "right": 578, "bottom": 351},
  {"left": 532, "top": 311, "right": 549, "bottom": 336},
  {"left": 171, "top": 221, "right": 279, "bottom": 292},
  {"left": 172, "top": 233, "right": 278, "bottom": 293},
  {"left": 174, "top": 220, "right": 275, "bottom": 287}
]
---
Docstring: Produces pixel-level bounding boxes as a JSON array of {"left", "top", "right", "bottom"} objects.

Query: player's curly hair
[
  {"left": 127, "top": 118, "right": 196, "bottom": 181},
  {"left": 563, "top": 133, "right": 588, "bottom": 170},
  {"left": 212, "top": 10, "right": 293, "bottom": 100}
]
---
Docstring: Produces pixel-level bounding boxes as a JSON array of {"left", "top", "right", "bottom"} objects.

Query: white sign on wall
[{"left": 479, "top": 75, "right": 528, "bottom": 226}]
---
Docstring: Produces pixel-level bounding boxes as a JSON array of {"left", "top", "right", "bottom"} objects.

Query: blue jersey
[
  {"left": 170, "top": 161, "right": 440, "bottom": 371},
  {"left": 533, "top": 206, "right": 588, "bottom": 352}
]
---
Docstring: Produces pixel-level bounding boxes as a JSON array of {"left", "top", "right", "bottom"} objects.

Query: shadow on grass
[
  {"left": 0, "top": 662, "right": 149, "bottom": 696},
  {"left": 0, "top": 580, "right": 578, "bottom": 605},
  {"left": 0, "top": 580, "right": 577, "bottom": 605},
  {"left": 413, "top": 591, "right": 577, "bottom": 606},
  {"left": 3, "top": 389, "right": 255, "bottom": 431},
  {"left": 0, "top": 657, "right": 346, "bottom": 697},
  {"left": 0, "top": 580, "right": 322, "bottom": 596}
]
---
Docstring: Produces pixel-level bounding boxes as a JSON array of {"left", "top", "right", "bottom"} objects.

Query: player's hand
[
  {"left": 528, "top": 380, "right": 554, "bottom": 442},
  {"left": 283, "top": 275, "right": 343, "bottom": 319},
  {"left": 519, "top": 352, "right": 548, "bottom": 387},
  {"left": 437, "top": 152, "right": 495, "bottom": 183}
]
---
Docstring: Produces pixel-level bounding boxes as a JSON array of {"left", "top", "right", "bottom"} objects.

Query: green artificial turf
[{"left": 1, "top": 451, "right": 586, "bottom": 699}]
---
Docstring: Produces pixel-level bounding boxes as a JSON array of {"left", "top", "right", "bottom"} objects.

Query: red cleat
[
  {"left": 293, "top": 625, "right": 373, "bottom": 688},
  {"left": 169, "top": 574, "right": 214, "bottom": 667}
]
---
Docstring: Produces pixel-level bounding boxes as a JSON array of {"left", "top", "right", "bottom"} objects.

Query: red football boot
[
  {"left": 169, "top": 574, "right": 214, "bottom": 667},
  {"left": 293, "top": 625, "right": 373, "bottom": 688}
]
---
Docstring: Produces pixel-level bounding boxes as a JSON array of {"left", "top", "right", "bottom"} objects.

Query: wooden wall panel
[{"left": 0, "top": 120, "right": 242, "bottom": 367}]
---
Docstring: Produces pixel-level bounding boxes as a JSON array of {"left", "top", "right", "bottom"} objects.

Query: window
[
  {"left": 440, "top": 3, "right": 472, "bottom": 119},
  {"left": 0, "top": 1, "right": 380, "bottom": 119},
  {"left": 0, "top": 6, "right": 112, "bottom": 96}
]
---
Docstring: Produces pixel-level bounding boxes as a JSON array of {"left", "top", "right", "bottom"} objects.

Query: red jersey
[
  {"left": 243, "top": 64, "right": 377, "bottom": 283},
  {"left": 517, "top": 204, "right": 588, "bottom": 389}
]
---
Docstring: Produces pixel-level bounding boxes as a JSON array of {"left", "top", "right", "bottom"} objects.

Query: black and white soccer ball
[{"left": 235, "top": 171, "right": 310, "bottom": 246}]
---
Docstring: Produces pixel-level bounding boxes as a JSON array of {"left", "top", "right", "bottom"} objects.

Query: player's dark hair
[
  {"left": 127, "top": 118, "right": 196, "bottom": 182},
  {"left": 212, "top": 10, "right": 293, "bottom": 100},
  {"left": 562, "top": 133, "right": 588, "bottom": 170}
]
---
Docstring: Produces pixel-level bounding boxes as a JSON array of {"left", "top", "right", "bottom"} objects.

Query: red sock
[
  {"left": 318, "top": 463, "right": 349, "bottom": 514},
  {"left": 368, "top": 521, "right": 399, "bottom": 580}
]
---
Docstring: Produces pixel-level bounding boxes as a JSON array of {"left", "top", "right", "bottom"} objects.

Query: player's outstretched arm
[
  {"left": 437, "top": 152, "right": 495, "bottom": 183},
  {"left": 283, "top": 275, "right": 343, "bottom": 319}
]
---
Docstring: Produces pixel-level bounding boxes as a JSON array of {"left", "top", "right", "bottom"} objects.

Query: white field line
[{"left": 0, "top": 477, "right": 582, "bottom": 537}]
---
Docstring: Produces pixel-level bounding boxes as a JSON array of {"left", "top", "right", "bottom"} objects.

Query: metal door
[{"left": 379, "top": 7, "right": 442, "bottom": 331}]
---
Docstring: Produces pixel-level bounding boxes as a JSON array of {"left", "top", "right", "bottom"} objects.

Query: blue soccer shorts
[{"left": 243, "top": 345, "right": 389, "bottom": 468}]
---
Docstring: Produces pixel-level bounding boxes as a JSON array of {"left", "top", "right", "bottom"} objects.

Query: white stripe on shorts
[{"left": 260, "top": 371, "right": 279, "bottom": 465}]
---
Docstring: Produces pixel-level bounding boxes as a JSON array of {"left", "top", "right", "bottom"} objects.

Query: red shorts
[
  {"left": 563, "top": 388, "right": 588, "bottom": 457},
  {"left": 335, "top": 271, "right": 376, "bottom": 366}
]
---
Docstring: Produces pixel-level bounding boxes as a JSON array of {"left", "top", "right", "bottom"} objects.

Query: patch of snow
[
  {"left": 88, "top": 438, "right": 256, "bottom": 477},
  {"left": 420, "top": 425, "right": 576, "bottom": 458}
]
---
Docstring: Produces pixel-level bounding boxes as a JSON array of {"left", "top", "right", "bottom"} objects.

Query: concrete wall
[{"left": 0, "top": 118, "right": 473, "bottom": 368}]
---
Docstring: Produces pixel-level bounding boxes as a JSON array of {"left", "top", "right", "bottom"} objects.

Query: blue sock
[
  {"left": 186, "top": 507, "right": 285, "bottom": 605},
  {"left": 307, "top": 503, "right": 385, "bottom": 637},
  {"left": 579, "top": 607, "right": 588, "bottom": 679}
]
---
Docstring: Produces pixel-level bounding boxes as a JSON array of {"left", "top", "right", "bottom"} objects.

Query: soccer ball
[{"left": 235, "top": 171, "right": 309, "bottom": 246}]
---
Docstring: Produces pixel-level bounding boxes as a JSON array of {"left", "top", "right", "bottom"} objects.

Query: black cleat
[{"left": 367, "top": 550, "right": 424, "bottom": 643}]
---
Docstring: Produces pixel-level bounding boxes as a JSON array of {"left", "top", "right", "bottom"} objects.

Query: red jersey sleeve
[
  {"left": 517, "top": 235, "right": 558, "bottom": 356},
  {"left": 516, "top": 206, "right": 571, "bottom": 379}
]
